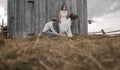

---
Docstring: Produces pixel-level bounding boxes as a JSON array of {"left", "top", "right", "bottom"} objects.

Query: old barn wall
[{"left": 8, "top": 0, "right": 88, "bottom": 38}]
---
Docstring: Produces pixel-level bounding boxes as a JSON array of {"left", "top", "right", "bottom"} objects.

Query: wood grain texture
[{"left": 8, "top": 0, "right": 88, "bottom": 38}]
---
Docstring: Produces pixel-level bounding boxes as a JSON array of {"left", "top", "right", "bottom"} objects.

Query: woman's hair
[{"left": 61, "top": 5, "right": 67, "bottom": 10}]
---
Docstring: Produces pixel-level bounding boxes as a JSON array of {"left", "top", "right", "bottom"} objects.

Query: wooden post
[
  {"left": 2, "top": 19, "right": 4, "bottom": 26},
  {"left": 101, "top": 29, "right": 106, "bottom": 35}
]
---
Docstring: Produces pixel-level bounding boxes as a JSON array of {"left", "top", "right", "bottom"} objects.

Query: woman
[{"left": 59, "top": 5, "right": 73, "bottom": 37}]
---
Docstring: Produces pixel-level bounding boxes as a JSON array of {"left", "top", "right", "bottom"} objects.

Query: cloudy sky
[
  {"left": 87, "top": 0, "right": 120, "bottom": 32},
  {"left": 0, "top": 0, "right": 7, "bottom": 23},
  {"left": 0, "top": 0, "right": 120, "bottom": 32}
]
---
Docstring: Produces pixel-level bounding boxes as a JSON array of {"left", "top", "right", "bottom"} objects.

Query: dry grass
[{"left": 0, "top": 35, "right": 120, "bottom": 70}]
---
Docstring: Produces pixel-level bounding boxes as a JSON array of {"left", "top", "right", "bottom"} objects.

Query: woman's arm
[{"left": 59, "top": 12, "right": 61, "bottom": 23}]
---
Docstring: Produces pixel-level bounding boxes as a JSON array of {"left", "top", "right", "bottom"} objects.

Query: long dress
[{"left": 59, "top": 11, "right": 73, "bottom": 37}]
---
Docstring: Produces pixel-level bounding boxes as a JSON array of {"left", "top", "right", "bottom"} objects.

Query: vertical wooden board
[
  {"left": 12, "top": 0, "right": 16, "bottom": 37},
  {"left": 16, "top": 0, "right": 20, "bottom": 37},
  {"left": 14, "top": 0, "right": 17, "bottom": 37},
  {"left": 25, "top": 0, "right": 33, "bottom": 36},
  {"left": 38, "top": 0, "right": 41, "bottom": 33},
  {"left": 39, "top": 0, "right": 43, "bottom": 32},
  {"left": 71, "top": 0, "right": 78, "bottom": 34},
  {"left": 35, "top": 0, "right": 40, "bottom": 34},
  {"left": 31, "top": 1, "right": 35, "bottom": 34},
  {"left": 23, "top": 0, "right": 27, "bottom": 37},
  {"left": 19, "top": 0, "right": 22, "bottom": 37},
  {"left": 44, "top": 0, "right": 48, "bottom": 22},
  {"left": 50, "top": 0, "right": 55, "bottom": 19},
  {"left": 74, "top": 0, "right": 79, "bottom": 34},
  {"left": 33, "top": 0, "right": 37, "bottom": 34},
  {"left": 83, "top": 0, "right": 88, "bottom": 34},
  {"left": 50, "top": 0, "right": 52, "bottom": 19},
  {"left": 30, "top": 2, "right": 34, "bottom": 34},
  {"left": 41, "top": 0, "right": 47, "bottom": 33},
  {"left": 46, "top": 0, "right": 51, "bottom": 22},
  {"left": 50, "top": 0, "right": 59, "bottom": 20},
  {"left": 80, "top": 0, "right": 84, "bottom": 34},
  {"left": 7, "top": 0, "right": 11, "bottom": 37},
  {"left": 41, "top": 0, "right": 45, "bottom": 32},
  {"left": 51, "top": 0, "right": 60, "bottom": 33},
  {"left": 80, "top": 0, "right": 87, "bottom": 35},
  {"left": 39, "top": 0, "right": 42, "bottom": 32},
  {"left": 37, "top": 0, "right": 42, "bottom": 33},
  {"left": 7, "top": 0, "right": 10, "bottom": 37},
  {"left": 7, "top": 0, "right": 14, "bottom": 37},
  {"left": 76, "top": 0, "right": 82, "bottom": 34},
  {"left": 25, "top": 0, "right": 29, "bottom": 37},
  {"left": 20, "top": 0, "right": 26, "bottom": 37},
  {"left": 37, "top": 0, "right": 41, "bottom": 32},
  {"left": 76, "top": 0, "right": 88, "bottom": 35},
  {"left": 7, "top": 0, "right": 12, "bottom": 37},
  {"left": 65, "top": 0, "right": 71, "bottom": 14}
]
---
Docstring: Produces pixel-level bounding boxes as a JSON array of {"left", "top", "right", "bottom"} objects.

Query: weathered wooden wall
[{"left": 8, "top": 0, "right": 88, "bottom": 38}]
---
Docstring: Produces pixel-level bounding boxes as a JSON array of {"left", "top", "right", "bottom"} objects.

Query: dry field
[{"left": 0, "top": 35, "right": 120, "bottom": 70}]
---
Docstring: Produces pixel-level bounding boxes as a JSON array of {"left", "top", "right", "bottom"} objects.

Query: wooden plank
[
  {"left": 8, "top": 0, "right": 15, "bottom": 37},
  {"left": 16, "top": 0, "right": 20, "bottom": 37},
  {"left": 7, "top": 0, "right": 11, "bottom": 37},
  {"left": 35, "top": 0, "right": 39, "bottom": 34},
  {"left": 21, "top": 0, "right": 26, "bottom": 37},
  {"left": 39, "top": 0, "right": 43, "bottom": 32},
  {"left": 42, "top": 0, "right": 47, "bottom": 33},
  {"left": 84, "top": 0, "right": 88, "bottom": 34},
  {"left": 14, "top": 0, "right": 16, "bottom": 38}
]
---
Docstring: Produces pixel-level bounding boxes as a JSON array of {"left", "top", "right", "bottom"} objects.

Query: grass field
[{"left": 0, "top": 35, "right": 120, "bottom": 70}]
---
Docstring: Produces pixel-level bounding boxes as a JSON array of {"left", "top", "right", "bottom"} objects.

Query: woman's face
[{"left": 63, "top": 6, "right": 67, "bottom": 10}]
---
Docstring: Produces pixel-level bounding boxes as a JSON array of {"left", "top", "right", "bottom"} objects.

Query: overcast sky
[
  {"left": 87, "top": 0, "right": 120, "bottom": 32},
  {"left": 0, "top": 0, "right": 7, "bottom": 26},
  {"left": 0, "top": 0, "right": 120, "bottom": 32}
]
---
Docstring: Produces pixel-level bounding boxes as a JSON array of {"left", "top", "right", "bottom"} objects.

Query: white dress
[{"left": 59, "top": 11, "right": 73, "bottom": 37}]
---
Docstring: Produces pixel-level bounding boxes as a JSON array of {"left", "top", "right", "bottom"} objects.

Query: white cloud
[
  {"left": 0, "top": 7, "right": 5, "bottom": 17},
  {"left": 0, "top": 0, "right": 7, "bottom": 26},
  {"left": 109, "top": 2, "right": 118, "bottom": 11},
  {"left": 0, "top": 7, "right": 7, "bottom": 26}
]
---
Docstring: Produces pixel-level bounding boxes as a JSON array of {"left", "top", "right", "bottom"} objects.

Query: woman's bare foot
[{"left": 59, "top": 32, "right": 66, "bottom": 37}]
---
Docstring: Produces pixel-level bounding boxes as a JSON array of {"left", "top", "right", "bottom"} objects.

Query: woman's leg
[
  {"left": 66, "top": 26, "right": 73, "bottom": 37},
  {"left": 59, "top": 23, "right": 65, "bottom": 36}
]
